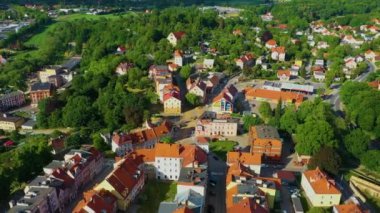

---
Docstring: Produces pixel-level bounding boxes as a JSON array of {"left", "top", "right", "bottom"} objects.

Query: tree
[
  {"left": 295, "top": 119, "right": 337, "bottom": 155},
  {"left": 258, "top": 102, "right": 272, "bottom": 120},
  {"left": 92, "top": 134, "right": 110, "bottom": 152},
  {"left": 280, "top": 105, "right": 298, "bottom": 134},
  {"left": 344, "top": 129, "right": 370, "bottom": 158},
  {"left": 361, "top": 150, "right": 380, "bottom": 173},
  {"left": 63, "top": 96, "right": 95, "bottom": 128},
  {"left": 273, "top": 99, "right": 282, "bottom": 127},
  {"left": 179, "top": 65, "right": 193, "bottom": 79},
  {"left": 161, "top": 136, "right": 174, "bottom": 144},
  {"left": 309, "top": 147, "right": 341, "bottom": 176},
  {"left": 308, "top": 207, "right": 328, "bottom": 213},
  {"left": 185, "top": 93, "right": 200, "bottom": 106},
  {"left": 242, "top": 115, "right": 264, "bottom": 132},
  {"left": 65, "top": 133, "right": 82, "bottom": 149}
]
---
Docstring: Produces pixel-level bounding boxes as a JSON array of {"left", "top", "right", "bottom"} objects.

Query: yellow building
[
  {"left": 163, "top": 93, "right": 181, "bottom": 115},
  {"left": 301, "top": 168, "right": 342, "bottom": 207},
  {"left": 295, "top": 60, "right": 303, "bottom": 67},
  {"left": 0, "top": 116, "right": 25, "bottom": 131},
  {"left": 39, "top": 67, "right": 60, "bottom": 83}
]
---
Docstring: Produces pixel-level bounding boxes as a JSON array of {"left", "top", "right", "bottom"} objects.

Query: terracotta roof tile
[
  {"left": 245, "top": 88, "right": 304, "bottom": 104},
  {"left": 303, "top": 168, "right": 341, "bottom": 195},
  {"left": 227, "top": 197, "right": 269, "bottom": 213},
  {"left": 227, "top": 151, "right": 262, "bottom": 166},
  {"left": 334, "top": 203, "right": 364, "bottom": 213}
]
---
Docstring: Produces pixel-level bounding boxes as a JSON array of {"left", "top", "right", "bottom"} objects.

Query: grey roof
[
  {"left": 255, "top": 125, "right": 280, "bottom": 140},
  {"left": 0, "top": 115, "right": 23, "bottom": 123},
  {"left": 61, "top": 56, "right": 81, "bottom": 70},
  {"left": 237, "top": 183, "right": 260, "bottom": 195},
  {"left": 0, "top": 90, "right": 23, "bottom": 100},
  {"left": 281, "top": 82, "right": 314, "bottom": 93},
  {"left": 44, "top": 160, "right": 64, "bottom": 170},
  {"left": 291, "top": 197, "right": 304, "bottom": 212},
  {"left": 178, "top": 167, "right": 207, "bottom": 186},
  {"left": 263, "top": 81, "right": 281, "bottom": 88},
  {"left": 22, "top": 119, "right": 36, "bottom": 127},
  {"left": 8, "top": 187, "right": 57, "bottom": 213},
  {"left": 175, "top": 189, "right": 203, "bottom": 207},
  {"left": 158, "top": 202, "right": 179, "bottom": 213},
  {"left": 30, "top": 82, "right": 52, "bottom": 91}
]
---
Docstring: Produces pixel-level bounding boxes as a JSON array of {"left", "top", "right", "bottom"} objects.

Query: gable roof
[
  {"left": 303, "top": 167, "right": 341, "bottom": 195},
  {"left": 333, "top": 203, "right": 364, "bottom": 213},
  {"left": 73, "top": 190, "right": 117, "bottom": 213},
  {"left": 227, "top": 151, "right": 262, "bottom": 166},
  {"left": 271, "top": 46, "right": 285, "bottom": 54},
  {"left": 172, "top": 32, "right": 186, "bottom": 40},
  {"left": 245, "top": 88, "right": 304, "bottom": 104},
  {"left": 227, "top": 197, "right": 269, "bottom": 213},
  {"left": 30, "top": 82, "right": 52, "bottom": 91},
  {"left": 277, "top": 69, "right": 291, "bottom": 77}
]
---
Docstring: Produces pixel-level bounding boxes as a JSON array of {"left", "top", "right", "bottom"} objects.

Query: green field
[
  {"left": 137, "top": 180, "right": 177, "bottom": 213},
  {"left": 25, "top": 12, "right": 137, "bottom": 47},
  {"left": 209, "top": 140, "right": 238, "bottom": 160}
]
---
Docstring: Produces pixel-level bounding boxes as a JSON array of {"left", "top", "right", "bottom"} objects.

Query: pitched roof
[
  {"left": 227, "top": 151, "right": 262, "bottom": 166},
  {"left": 172, "top": 31, "right": 186, "bottom": 40},
  {"left": 30, "top": 82, "right": 52, "bottom": 91},
  {"left": 73, "top": 190, "right": 117, "bottom": 213},
  {"left": 155, "top": 143, "right": 181, "bottom": 158},
  {"left": 266, "top": 39, "right": 277, "bottom": 46},
  {"left": 180, "top": 144, "right": 208, "bottom": 167},
  {"left": 368, "top": 80, "right": 380, "bottom": 89},
  {"left": 303, "top": 167, "right": 341, "bottom": 195},
  {"left": 245, "top": 88, "right": 304, "bottom": 104},
  {"left": 163, "top": 90, "right": 180, "bottom": 102},
  {"left": 333, "top": 203, "right": 364, "bottom": 213},
  {"left": 271, "top": 46, "right": 285, "bottom": 54},
  {"left": 277, "top": 69, "right": 291, "bottom": 77},
  {"left": 227, "top": 197, "right": 269, "bottom": 213},
  {"left": 174, "top": 50, "right": 184, "bottom": 57}
]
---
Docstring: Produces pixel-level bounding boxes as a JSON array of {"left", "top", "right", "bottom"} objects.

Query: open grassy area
[
  {"left": 209, "top": 140, "right": 238, "bottom": 161},
  {"left": 137, "top": 180, "right": 177, "bottom": 213}
]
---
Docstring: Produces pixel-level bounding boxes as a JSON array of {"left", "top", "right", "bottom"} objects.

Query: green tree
[
  {"left": 65, "top": 133, "right": 82, "bottom": 149},
  {"left": 242, "top": 115, "right": 264, "bottom": 132},
  {"left": 344, "top": 129, "right": 370, "bottom": 158},
  {"left": 295, "top": 119, "right": 337, "bottom": 155},
  {"left": 92, "top": 134, "right": 110, "bottom": 152},
  {"left": 308, "top": 207, "right": 328, "bottom": 213},
  {"left": 280, "top": 105, "right": 298, "bottom": 134},
  {"left": 161, "top": 136, "right": 174, "bottom": 144},
  {"left": 274, "top": 99, "right": 282, "bottom": 127},
  {"left": 63, "top": 96, "right": 95, "bottom": 128},
  {"left": 179, "top": 65, "right": 193, "bottom": 79},
  {"left": 258, "top": 102, "right": 272, "bottom": 120},
  {"left": 309, "top": 147, "right": 341, "bottom": 176},
  {"left": 361, "top": 150, "right": 380, "bottom": 173},
  {"left": 185, "top": 93, "right": 200, "bottom": 106}
]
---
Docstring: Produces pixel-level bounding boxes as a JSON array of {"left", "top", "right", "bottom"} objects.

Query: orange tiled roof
[
  {"left": 155, "top": 143, "right": 180, "bottom": 158},
  {"left": 303, "top": 167, "right": 341, "bottom": 195},
  {"left": 226, "top": 162, "right": 256, "bottom": 185},
  {"left": 73, "top": 190, "right": 117, "bottom": 213},
  {"left": 174, "top": 50, "right": 183, "bottom": 57},
  {"left": 227, "top": 197, "right": 269, "bottom": 213},
  {"left": 245, "top": 88, "right": 303, "bottom": 104},
  {"left": 334, "top": 203, "right": 364, "bottom": 213},
  {"left": 368, "top": 80, "right": 379, "bottom": 89},
  {"left": 266, "top": 39, "right": 276, "bottom": 46},
  {"left": 271, "top": 46, "right": 285, "bottom": 53},
  {"left": 227, "top": 151, "right": 262, "bottom": 166},
  {"left": 277, "top": 69, "right": 291, "bottom": 77},
  {"left": 180, "top": 144, "right": 208, "bottom": 166},
  {"left": 172, "top": 31, "right": 186, "bottom": 40},
  {"left": 173, "top": 206, "right": 193, "bottom": 213}
]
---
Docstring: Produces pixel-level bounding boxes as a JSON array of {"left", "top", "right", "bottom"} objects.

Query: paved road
[{"left": 206, "top": 153, "right": 227, "bottom": 213}]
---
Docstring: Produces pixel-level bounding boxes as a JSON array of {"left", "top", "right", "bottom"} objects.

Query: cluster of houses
[{"left": 8, "top": 145, "right": 104, "bottom": 212}]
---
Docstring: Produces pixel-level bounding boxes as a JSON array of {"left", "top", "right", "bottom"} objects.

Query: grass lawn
[
  {"left": 209, "top": 140, "right": 238, "bottom": 161},
  {"left": 137, "top": 180, "right": 177, "bottom": 213}
]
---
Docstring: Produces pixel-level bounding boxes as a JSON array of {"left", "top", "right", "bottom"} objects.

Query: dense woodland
[{"left": 0, "top": 0, "right": 380, "bottom": 203}]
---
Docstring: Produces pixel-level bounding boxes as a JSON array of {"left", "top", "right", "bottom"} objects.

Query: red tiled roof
[
  {"left": 277, "top": 69, "right": 291, "bottom": 77},
  {"left": 303, "top": 167, "right": 341, "bottom": 195},
  {"left": 180, "top": 144, "right": 208, "bottom": 167},
  {"left": 227, "top": 151, "right": 262, "bottom": 166},
  {"left": 245, "top": 88, "right": 304, "bottom": 104},
  {"left": 163, "top": 90, "right": 180, "bottom": 102},
  {"left": 271, "top": 46, "right": 285, "bottom": 53},
  {"left": 172, "top": 31, "right": 186, "bottom": 40},
  {"left": 173, "top": 206, "right": 193, "bottom": 213},
  {"left": 73, "top": 190, "right": 117, "bottom": 213},
  {"left": 368, "top": 80, "right": 380, "bottom": 89},
  {"left": 276, "top": 170, "right": 296, "bottom": 182},
  {"left": 155, "top": 143, "right": 180, "bottom": 158},
  {"left": 334, "top": 203, "right": 364, "bottom": 213},
  {"left": 266, "top": 39, "right": 276, "bottom": 46}
]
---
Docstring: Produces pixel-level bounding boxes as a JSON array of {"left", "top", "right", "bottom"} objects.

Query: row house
[
  {"left": 301, "top": 167, "right": 342, "bottom": 207},
  {"left": 245, "top": 88, "right": 304, "bottom": 107},
  {"left": 94, "top": 156, "right": 144, "bottom": 211},
  {"left": 187, "top": 77, "right": 207, "bottom": 103},
  {"left": 9, "top": 146, "right": 103, "bottom": 213},
  {"left": 111, "top": 120, "right": 172, "bottom": 156},
  {"left": 249, "top": 125, "right": 282, "bottom": 161},
  {"left": 73, "top": 190, "right": 117, "bottom": 213},
  {"left": 211, "top": 84, "right": 238, "bottom": 114},
  {"left": 195, "top": 111, "right": 238, "bottom": 137},
  {"left": 173, "top": 50, "right": 193, "bottom": 67},
  {"left": 225, "top": 162, "right": 280, "bottom": 210},
  {"left": 167, "top": 31, "right": 186, "bottom": 46},
  {"left": 271, "top": 46, "right": 286, "bottom": 61},
  {"left": 0, "top": 90, "right": 25, "bottom": 111},
  {"left": 30, "top": 82, "right": 55, "bottom": 107},
  {"left": 227, "top": 151, "right": 262, "bottom": 175},
  {"left": 235, "top": 53, "right": 255, "bottom": 70},
  {"left": 133, "top": 143, "right": 208, "bottom": 181},
  {"left": 228, "top": 197, "right": 269, "bottom": 213}
]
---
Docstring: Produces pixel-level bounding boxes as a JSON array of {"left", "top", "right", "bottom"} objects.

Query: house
[
  {"left": 313, "top": 71, "right": 326, "bottom": 81},
  {"left": 211, "top": 85, "right": 238, "bottom": 114},
  {"left": 73, "top": 190, "right": 117, "bottom": 213},
  {"left": 111, "top": 120, "right": 172, "bottom": 155},
  {"left": 164, "top": 90, "right": 181, "bottom": 115},
  {"left": 244, "top": 88, "right": 304, "bottom": 106},
  {"left": 227, "top": 151, "right": 262, "bottom": 175},
  {"left": 301, "top": 168, "right": 342, "bottom": 207},
  {"left": 315, "top": 59, "right": 324, "bottom": 66},
  {"left": 49, "top": 136, "right": 66, "bottom": 155},
  {"left": 0, "top": 90, "right": 25, "bottom": 111},
  {"left": 290, "top": 65, "right": 300, "bottom": 76},
  {"left": 265, "top": 39, "right": 277, "bottom": 49},
  {"left": 94, "top": 156, "right": 144, "bottom": 211},
  {"left": 271, "top": 46, "right": 286, "bottom": 61},
  {"left": 30, "top": 82, "right": 54, "bottom": 107},
  {"left": 341, "top": 35, "right": 363, "bottom": 47},
  {"left": 225, "top": 162, "right": 279, "bottom": 209},
  {"left": 333, "top": 202, "right": 364, "bottom": 213},
  {"left": 261, "top": 12, "right": 273, "bottom": 22},
  {"left": 317, "top": 41, "right": 329, "bottom": 49},
  {"left": 277, "top": 69, "right": 291, "bottom": 81},
  {"left": 227, "top": 197, "right": 269, "bottom": 213},
  {"left": 203, "top": 59, "right": 215, "bottom": 69},
  {"left": 195, "top": 111, "right": 239, "bottom": 138},
  {"left": 204, "top": 72, "right": 224, "bottom": 93},
  {"left": 174, "top": 50, "right": 184, "bottom": 67},
  {"left": 235, "top": 53, "right": 254, "bottom": 70},
  {"left": 149, "top": 65, "right": 170, "bottom": 79},
  {"left": 48, "top": 75, "right": 64, "bottom": 88},
  {"left": 196, "top": 137, "right": 209, "bottom": 153},
  {"left": 368, "top": 80, "right": 380, "bottom": 90},
  {"left": 344, "top": 57, "right": 357, "bottom": 70},
  {"left": 0, "top": 114, "right": 24, "bottom": 131},
  {"left": 115, "top": 62, "right": 133, "bottom": 75},
  {"left": 188, "top": 80, "right": 207, "bottom": 103},
  {"left": 365, "top": 49, "right": 378, "bottom": 62},
  {"left": 167, "top": 31, "right": 186, "bottom": 46},
  {"left": 116, "top": 45, "right": 126, "bottom": 54},
  {"left": 133, "top": 143, "right": 208, "bottom": 181},
  {"left": 38, "top": 66, "right": 61, "bottom": 83},
  {"left": 249, "top": 125, "right": 282, "bottom": 161}
]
